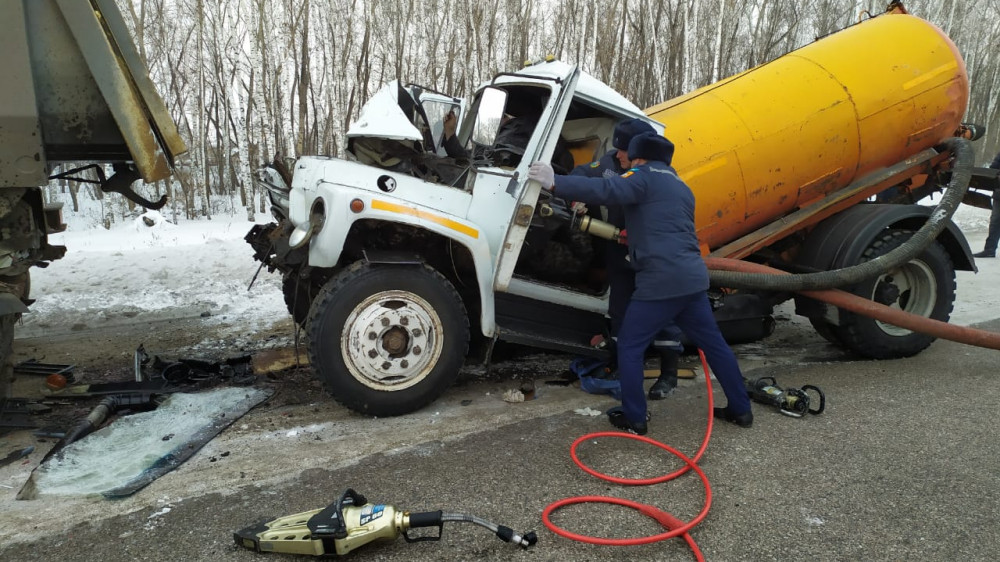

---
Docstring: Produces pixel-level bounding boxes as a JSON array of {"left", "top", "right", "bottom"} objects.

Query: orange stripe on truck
[{"left": 371, "top": 199, "right": 479, "bottom": 239}]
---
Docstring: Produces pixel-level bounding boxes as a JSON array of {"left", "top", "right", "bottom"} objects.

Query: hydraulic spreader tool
[
  {"left": 234, "top": 489, "right": 537, "bottom": 556},
  {"left": 744, "top": 376, "right": 826, "bottom": 417}
]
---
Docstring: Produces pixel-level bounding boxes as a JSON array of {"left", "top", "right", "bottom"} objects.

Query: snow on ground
[
  {"left": 15, "top": 200, "right": 998, "bottom": 343},
  {"left": 17, "top": 210, "right": 287, "bottom": 340}
]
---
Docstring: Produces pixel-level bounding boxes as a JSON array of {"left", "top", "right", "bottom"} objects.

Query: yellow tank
[{"left": 646, "top": 12, "right": 968, "bottom": 251}]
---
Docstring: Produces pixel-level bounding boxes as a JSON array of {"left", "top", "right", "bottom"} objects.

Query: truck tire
[
  {"left": 306, "top": 262, "right": 469, "bottom": 416},
  {"left": 809, "top": 317, "right": 843, "bottom": 346},
  {"left": 282, "top": 273, "right": 311, "bottom": 326},
  {"left": 834, "top": 229, "right": 955, "bottom": 359}
]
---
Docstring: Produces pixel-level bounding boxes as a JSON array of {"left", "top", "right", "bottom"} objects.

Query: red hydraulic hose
[
  {"left": 704, "top": 257, "right": 1000, "bottom": 350},
  {"left": 542, "top": 350, "right": 716, "bottom": 560}
]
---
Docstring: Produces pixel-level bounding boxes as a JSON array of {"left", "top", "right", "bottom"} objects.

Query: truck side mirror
[{"left": 471, "top": 87, "right": 507, "bottom": 147}]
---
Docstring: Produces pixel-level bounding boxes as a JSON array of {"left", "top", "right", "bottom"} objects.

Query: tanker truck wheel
[
  {"left": 808, "top": 317, "right": 843, "bottom": 346},
  {"left": 306, "top": 262, "right": 469, "bottom": 416},
  {"left": 834, "top": 229, "right": 954, "bottom": 359}
]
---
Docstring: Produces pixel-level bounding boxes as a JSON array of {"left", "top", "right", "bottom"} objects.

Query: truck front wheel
[
  {"left": 282, "top": 273, "right": 312, "bottom": 326},
  {"left": 306, "top": 262, "right": 469, "bottom": 416},
  {"left": 834, "top": 229, "right": 955, "bottom": 359}
]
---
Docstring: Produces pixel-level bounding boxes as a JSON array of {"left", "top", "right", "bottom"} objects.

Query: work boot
[
  {"left": 648, "top": 350, "right": 679, "bottom": 400},
  {"left": 713, "top": 406, "right": 754, "bottom": 428},
  {"left": 606, "top": 406, "right": 648, "bottom": 435},
  {"left": 973, "top": 250, "right": 996, "bottom": 258}
]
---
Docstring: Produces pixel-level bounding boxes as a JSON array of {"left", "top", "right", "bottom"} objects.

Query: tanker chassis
[{"left": 248, "top": 6, "right": 981, "bottom": 417}]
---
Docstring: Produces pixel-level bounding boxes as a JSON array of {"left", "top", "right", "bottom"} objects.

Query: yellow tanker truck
[{"left": 248, "top": 3, "right": 985, "bottom": 416}]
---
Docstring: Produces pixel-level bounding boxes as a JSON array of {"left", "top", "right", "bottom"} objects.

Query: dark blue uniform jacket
[
  {"left": 571, "top": 150, "right": 622, "bottom": 179},
  {"left": 553, "top": 161, "right": 708, "bottom": 301}
]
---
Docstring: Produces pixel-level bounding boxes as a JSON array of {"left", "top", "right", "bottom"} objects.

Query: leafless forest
[{"left": 63, "top": 0, "right": 1000, "bottom": 224}]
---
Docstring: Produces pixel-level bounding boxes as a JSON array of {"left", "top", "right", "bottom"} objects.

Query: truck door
[{"left": 489, "top": 67, "right": 581, "bottom": 292}]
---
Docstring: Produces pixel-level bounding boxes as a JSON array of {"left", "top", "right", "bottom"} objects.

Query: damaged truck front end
[{"left": 249, "top": 67, "right": 611, "bottom": 416}]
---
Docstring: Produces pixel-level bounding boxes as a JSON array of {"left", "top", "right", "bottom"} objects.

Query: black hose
[
  {"left": 62, "top": 395, "right": 120, "bottom": 447},
  {"left": 708, "top": 137, "right": 974, "bottom": 291}
]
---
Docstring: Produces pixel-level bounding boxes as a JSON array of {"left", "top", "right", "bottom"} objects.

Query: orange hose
[
  {"left": 542, "top": 350, "right": 715, "bottom": 559},
  {"left": 705, "top": 257, "right": 1000, "bottom": 351}
]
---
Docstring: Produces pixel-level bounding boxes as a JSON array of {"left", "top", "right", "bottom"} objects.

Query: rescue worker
[
  {"left": 571, "top": 118, "right": 684, "bottom": 400},
  {"left": 973, "top": 149, "right": 1000, "bottom": 258},
  {"left": 527, "top": 131, "right": 753, "bottom": 434}
]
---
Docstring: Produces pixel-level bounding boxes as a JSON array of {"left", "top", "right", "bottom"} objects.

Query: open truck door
[{"left": 474, "top": 65, "right": 581, "bottom": 293}]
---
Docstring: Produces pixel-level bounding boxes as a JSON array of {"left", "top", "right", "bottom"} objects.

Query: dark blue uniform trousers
[
  {"left": 607, "top": 245, "right": 683, "bottom": 350},
  {"left": 617, "top": 292, "right": 751, "bottom": 424}
]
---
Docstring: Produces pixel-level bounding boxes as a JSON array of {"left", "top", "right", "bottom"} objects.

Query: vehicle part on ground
[
  {"left": 745, "top": 377, "right": 825, "bottom": 417},
  {"left": 235, "top": 488, "right": 537, "bottom": 556},
  {"left": 306, "top": 262, "right": 469, "bottom": 416}
]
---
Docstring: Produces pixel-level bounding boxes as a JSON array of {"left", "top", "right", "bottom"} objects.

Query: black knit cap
[
  {"left": 627, "top": 131, "right": 675, "bottom": 164},
  {"left": 612, "top": 118, "right": 656, "bottom": 151}
]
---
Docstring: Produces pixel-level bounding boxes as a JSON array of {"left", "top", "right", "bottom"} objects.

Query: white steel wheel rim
[
  {"left": 341, "top": 290, "right": 443, "bottom": 391},
  {"left": 872, "top": 259, "right": 937, "bottom": 337}
]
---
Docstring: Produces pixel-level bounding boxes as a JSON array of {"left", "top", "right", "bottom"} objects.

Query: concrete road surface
[{"left": 2, "top": 238, "right": 1000, "bottom": 561}]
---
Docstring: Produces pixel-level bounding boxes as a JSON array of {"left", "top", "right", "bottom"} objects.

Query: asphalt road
[{"left": 2, "top": 313, "right": 999, "bottom": 562}]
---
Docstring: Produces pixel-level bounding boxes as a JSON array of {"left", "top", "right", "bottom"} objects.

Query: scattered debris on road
[{"left": 18, "top": 386, "right": 272, "bottom": 500}]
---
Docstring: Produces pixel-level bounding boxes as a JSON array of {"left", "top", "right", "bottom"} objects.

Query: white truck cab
[{"left": 248, "top": 60, "right": 667, "bottom": 416}]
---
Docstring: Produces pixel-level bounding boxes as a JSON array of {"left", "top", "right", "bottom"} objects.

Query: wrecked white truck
[
  {"left": 248, "top": 9, "right": 982, "bottom": 417},
  {"left": 0, "top": 0, "right": 185, "bottom": 402}
]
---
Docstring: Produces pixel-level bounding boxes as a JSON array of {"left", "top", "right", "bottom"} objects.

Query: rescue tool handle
[
  {"left": 403, "top": 510, "right": 444, "bottom": 543},
  {"left": 408, "top": 510, "right": 443, "bottom": 528},
  {"left": 801, "top": 385, "right": 826, "bottom": 414},
  {"left": 308, "top": 489, "right": 366, "bottom": 539}
]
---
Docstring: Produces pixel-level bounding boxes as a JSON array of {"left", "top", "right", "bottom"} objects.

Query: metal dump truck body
[
  {"left": 0, "top": 0, "right": 185, "bottom": 402},
  {"left": 1, "top": 0, "right": 185, "bottom": 187}
]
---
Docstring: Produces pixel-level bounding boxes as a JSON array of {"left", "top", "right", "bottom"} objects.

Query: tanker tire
[
  {"left": 834, "top": 229, "right": 954, "bottom": 359},
  {"left": 809, "top": 317, "right": 843, "bottom": 346},
  {"left": 306, "top": 262, "right": 469, "bottom": 416}
]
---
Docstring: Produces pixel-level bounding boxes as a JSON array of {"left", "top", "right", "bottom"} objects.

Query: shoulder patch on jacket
[
  {"left": 589, "top": 161, "right": 601, "bottom": 168},
  {"left": 621, "top": 170, "right": 634, "bottom": 178}
]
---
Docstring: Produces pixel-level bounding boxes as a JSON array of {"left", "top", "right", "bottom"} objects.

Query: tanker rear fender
[{"left": 794, "top": 203, "right": 975, "bottom": 275}]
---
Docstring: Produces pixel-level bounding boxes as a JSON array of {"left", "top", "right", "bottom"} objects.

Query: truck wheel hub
[
  {"left": 342, "top": 290, "right": 442, "bottom": 390},
  {"left": 871, "top": 260, "right": 937, "bottom": 336}
]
